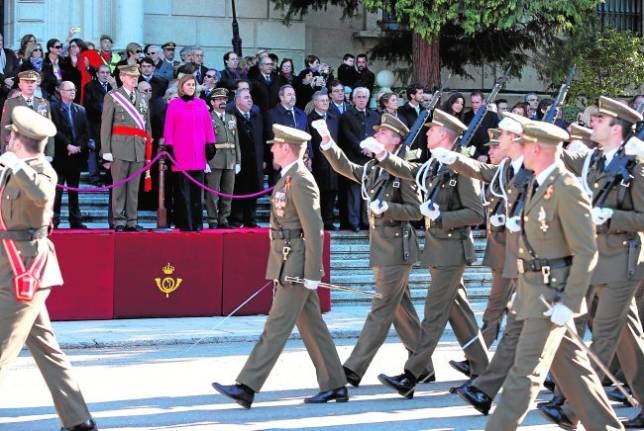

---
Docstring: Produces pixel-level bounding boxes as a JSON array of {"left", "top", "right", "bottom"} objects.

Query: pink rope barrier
[{"left": 56, "top": 151, "right": 274, "bottom": 200}]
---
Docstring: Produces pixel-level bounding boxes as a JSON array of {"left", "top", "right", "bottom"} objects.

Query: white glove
[
  {"left": 234, "top": 163, "right": 241, "bottom": 174},
  {"left": 420, "top": 201, "right": 440, "bottom": 221},
  {"left": 505, "top": 216, "right": 522, "bottom": 233},
  {"left": 102, "top": 152, "right": 114, "bottom": 162},
  {"left": 45, "top": 156, "right": 53, "bottom": 163},
  {"left": 369, "top": 199, "right": 389, "bottom": 216},
  {"left": 304, "top": 279, "right": 319, "bottom": 291},
  {"left": 359, "top": 137, "right": 385, "bottom": 155},
  {"left": 507, "top": 292, "right": 517, "bottom": 309},
  {"left": 311, "top": 119, "right": 330, "bottom": 138},
  {"left": 204, "top": 164, "right": 212, "bottom": 174},
  {"left": 0, "top": 151, "right": 25, "bottom": 173},
  {"left": 591, "top": 207, "right": 613, "bottom": 225},
  {"left": 431, "top": 147, "right": 458, "bottom": 165},
  {"left": 625, "top": 136, "right": 644, "bottom": 157},
  {"left": 543, "top": 302, "right": 574, "bottom": 326},
  {"left": 489, "top": 214, "right": 506, "bottom": 227}
]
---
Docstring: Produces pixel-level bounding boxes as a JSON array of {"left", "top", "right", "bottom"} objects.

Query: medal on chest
[{"left": 538, "top": 206, "right": 549, "bottom": 232}]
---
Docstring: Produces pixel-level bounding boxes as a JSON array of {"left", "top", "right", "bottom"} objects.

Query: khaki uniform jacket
[
  {"left": 265, "top": 161, "right": 324, "bottom": 282},
  {"left": 0, "top": 157, "right": 63, "bottom": 288},
  {"left": 100, "top": 87, "right": 151, "bottom": 162},
  {"left": 513, "top": 163, "right": 597, "bottom": 320},
  {"left": 209, "top": 111, "right": 240, "bottom": 170},
  {"left": 0, "top": 96, "right": 55, "bottom": 158},
  {"left": 562, "top": 150, "right": 644, "bottom": 283},
  {"left": 322, "top": 141, "right": 421, "bottom": 266},
  {"left": 379, "top": 152, "right": 484, "bottom": 267}
]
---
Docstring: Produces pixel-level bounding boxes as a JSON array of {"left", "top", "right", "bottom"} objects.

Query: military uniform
[
  {"left": 377, "top": 110, "right": 489, "bottom": 392},
  {"left": 486, "top": 121, "right": 622, "bottom": 431},
  {"left": 100, "top": 64, "right": 151, "bottom": 230},
  {"left": 214, "top": 125, "right": 346, "bottom": 407},
  {"left": 205, "top": 89, "right": 241, "bottom": 228},
  {"left": 0, "top": 107, "right": 96, "bottom": 430},
  {"left": 0, "top": 71, "right": 54, "bottom": 159}
]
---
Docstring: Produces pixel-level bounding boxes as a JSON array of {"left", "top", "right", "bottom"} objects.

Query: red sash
[
  {"left": 111, "top": 126, "right": 153, "bottom": 192},
  {"left": 0, "top": 186, "right": 48, "bottom": 301}
]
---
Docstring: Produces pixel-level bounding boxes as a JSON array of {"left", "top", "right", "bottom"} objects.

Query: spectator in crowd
[
  {"left": 277, "top": 58, "right": 295, "bottom": 87},
  {"left": 295, "top": 68, "right": 317, "bottom": 110},
  {"left": 163, "top": 74, "right": 215, "bottom": 231},
  {"left": 200, "top": 68, "right": 219, "bottom": 101},
  {"left": 17, "top": 33, "right": 37, "bottom": 65},
  {"left": 339, "top": 86, "right": 378, "bottom": 231},
  {"left": 115, "top": 42, "right": 143, "bottom": 86},
  {"left": 510, "top": 101, "right": 529, "bottom": 117},
  {"left": 398, "top": 83, "right": 424, "bottom": 126},
  {"left": 51, "top": 81, "right": 89, "bottom": 229},
  {"left": 535, "top": 97, "right": 569, "bottom": 130},
  {"left": 247, "top": 49, "right": 269, "bottom": 80},
  {"left": 463, "top": 91, "right": 499, "bottom": 161},
  {"left": 230, "top": 87, "right": 264, "bottom": 228},
  {"left": 0, "top": 33, "right": 19, "bottom": 109},
  {"left": 308, "top": 90, "right": 339, "bottom": 230},
  {"left": 250, "top": 55, "right": 279, "bottom": 114},
  {"left": 354, "top": 54, "right": 375, "bottom": 95},
  {"left": 337, "top": 53, "right": 357, "bottom": 88},
  {"left": 378, "top": 92, "right": 406, "bottom": 123},
  {"left": 72, "top": 38, "right": 103, "bottom": 105},
  {"left": 205, "top": 88, "right": 240, "bottom": 229},
  {"left": 327, "top": 80, "right": 348, "bottom": 117},
  {"left": 219, "top": 51, "right": 246, "bottom": 92},
  {"left": 630, "top": 94, "right": 644, "bottom": 110},
  {"left": 179, "top": 46, "right": 193, "bottom": 64},
  {"left": 144, "top": 44, "right": 173, "bottom": 81},
  {"left": 138, "top": 81, "right": 152, "bottom": 100},
  {"left": 524, "top": 92, "right": 539, "bottom": 119},
  {"left": 20, "top": 41, "right": 44, "bottom": 73},
  {"left": 138, "top": 56, "right": 168, "bottom": 99},
  {"left": 161, "top": 41, "right": 178, "bottom": 68},
  {"left": 494, "top": 98, "right": 508, "bottom": 113},
  {"left": 97, "top": 34, "right": 120, "bottom": 73},
  {"left": 191, "top": 46, "right": 208, "bottom": 84},
  {"left": 441, "top": 92, "right": 465, "bottom": 120},
  {"left": 41, "top": 38, "right": 71, "bottom": 100}
]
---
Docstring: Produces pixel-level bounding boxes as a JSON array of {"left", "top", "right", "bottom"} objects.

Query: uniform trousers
[
  {"left": 111, "top": 159, "right": 144, "bottom": 228},
  {"left": 485, "top": 318, "right": 622, "bottom": 431},
  {"left": 205, "top": 168, "right": 235, "bottom": 225},
  {"left": 481, "top": 270, "right": 514, "bottom": 346},
  {"left": 0, "top": 287, "right": 91, "bottom": 428},
  {"left": 237, "top": 282, "right": 346, "bottom": 392}
]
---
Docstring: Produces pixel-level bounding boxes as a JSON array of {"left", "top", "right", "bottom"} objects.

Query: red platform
[{"left": 46, "top": 228, "right": 331, "bottom": 320}]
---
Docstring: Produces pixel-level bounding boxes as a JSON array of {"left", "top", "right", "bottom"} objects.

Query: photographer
[{"left": 295, "top": 54, "right": 334, "bottom": 109}]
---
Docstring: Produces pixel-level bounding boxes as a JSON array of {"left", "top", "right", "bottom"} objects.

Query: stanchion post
[{"left": 157, "top": 138, "right": 168, "bottom": 228}]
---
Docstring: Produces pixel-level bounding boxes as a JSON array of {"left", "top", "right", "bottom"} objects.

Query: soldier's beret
[
  {"left": 515, "top": 121, "right": 570, "bottom": 145},
  {"left": 17, "top": 70, "right": 39, "bottom": 81},
  {"left": 569, "top": 123, "right": 593, "bottom": 141},
  {"left": 268, "top": 124, "right": 311, "bottom": 147},
  {"left": 211, "top": 88, "right": 229, "bottom": 99},
  {"left": 485, "top": 128, "right": 501, "bottom": 146},
  {"left": 499, "top": 111, "right": 530, "bottom": 135},
  {"left": 99, "top": 34, "right": 113, "bottom": 43},
  {"left": 598, "top": 96, "right": 642, "bottom": 125},
  {"left": 374, "top": 113, "right": 409, "bottom": 138},
  {"left": 425, "top": 109, "right": 467, "bottom": 134},
  {"left": 162, "top": 41, "right": 177, "bottom": 50},
  {"left": 118, "top": 63, "right": 140, "bottom": 77},
  {"left": 5, "top": 106, "right": 56, "bottom": 144}
]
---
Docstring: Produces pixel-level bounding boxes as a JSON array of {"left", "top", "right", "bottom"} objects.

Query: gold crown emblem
[{"left": 162, "top": 263, "right": 175, "bottom": 275}]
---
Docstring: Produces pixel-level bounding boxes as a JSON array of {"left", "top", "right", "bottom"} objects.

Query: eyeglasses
[
  {"left": 148, "top": 51, "right": 156, "bottom": 55},
  {"left": 261, "top": 62, "right": 273, "bottom": 66},
  {"left": 135, "top": 50, "right": 142, "bottom": 53},
  {"left": 32, "top": 48, "right": 42, "bottom": 52},
  {"left": 61, "top": 88, "right": 76, "bottom": 92},
  {"left": 141, "top": 89, "right": 152, "bottom": 93},
  {"left": 164, "top": 48, "right": 175, "bottom": 51},
  {"left": 53, "top": 45, "right": 62, "bottom": 49},
  {"left": 205, "top": 74, "right": 216, "bottom": 78}
]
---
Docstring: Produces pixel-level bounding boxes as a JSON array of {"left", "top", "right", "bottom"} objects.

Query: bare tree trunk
[{"left": 412, "top": 32, "right": 440, "bottom": 89}]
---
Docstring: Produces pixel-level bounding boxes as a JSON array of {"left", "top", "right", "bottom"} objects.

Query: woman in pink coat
[{"left": 163, "top": 74, "right": 216, "bottom": 231}]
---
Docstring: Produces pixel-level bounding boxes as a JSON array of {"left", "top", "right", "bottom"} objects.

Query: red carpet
[{"left": 46, "top": 228, "right": 331, "bottom": 320}]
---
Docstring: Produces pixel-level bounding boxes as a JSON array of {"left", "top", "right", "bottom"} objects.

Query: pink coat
[{"left": 163, "top": 97, "right": 216, "bottom": 171}]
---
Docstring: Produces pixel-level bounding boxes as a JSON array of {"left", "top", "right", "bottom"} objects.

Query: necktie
[
  {"left": 25, "top": 98, "right": 33, "bottom": 109},
  {"left": 528, "top": 179, "right": 538, "bottom": 202},
  {"left": 287, "top": 110, "right": 296, "bottom": 127},
  {"left": 508, "top": 164, "right": 515, "bottom": 180},
  {"left": 597, "top": 154, "right": 607, "bottom": 172},
  {"left": 243, "top": 112, "right": 250, "bottom": 121},
  {"left": 265, "top": 74, "right": 271, "bottom": 83},
  {"left": 102, "top": 82, "right": 108, "bottom": 93},
  {"left": 129, "top": 91, "right": 136, "bottom": 104},
  {"left": 65, "top": 104, "right": 76, "bottom": 140}
]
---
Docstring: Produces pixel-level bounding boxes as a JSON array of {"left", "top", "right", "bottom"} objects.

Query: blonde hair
[{"left": 177, "top": 74, "right": 197, "bottom": 97}]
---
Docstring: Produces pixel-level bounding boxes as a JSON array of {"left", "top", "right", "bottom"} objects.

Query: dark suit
[
  {"left": 230, "top": 107, "right": 264, "bottom": 227},
  {"left": 463, "top": 109, "right": 499, "bottom": 159},
  {"left": 219, "top": 67, "right": 246, "bottom": 93},
  {"left": 138, "top": 75, "right": 168, "bottom": 99},
  {"left": 398, "top": 103, "right": 427, "bottom": 154},
  {"left": 308, "top": 109, "right": 340, "bottom": 228},
  {"left": 329, "top": 101, "right": 349, "bottom": 117},
  {"left": 250, "top": 72, "right": 280, "bottom": 114},
  {"left": 193, "top": 64, "right": 209, "bottom": 84},
  {"left": 354, "top": 69, "right": 375, "bottom": 94},
  {"left": 267, "top": 104, "right": 310, "bottom": 185},
  {"left": 339, "top": 107, "right": 379, "bottom": 228},
  {"left": 0, "top": 48, "right": 18, "bottom": 112},
  {"left": 50, "top": 102, "right": 89, "bottom": 226}
]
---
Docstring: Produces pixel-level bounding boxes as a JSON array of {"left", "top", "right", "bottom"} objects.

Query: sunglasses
[
  {"left": 135, "top": 49, "right": 142, "bottom": 53},
  {"left": 33, "top": 48, "right": 42, "bottom": 52},
  {"left": 148, "top": 51, "right": 156, "bottom": 55},
  {"left": 205, "top": 74, "right": 216, "bottom": 78},
  {"left": 164, "top": 48, "right": 175, "bottom": 51},
  {"left": 53, "top": 44, "right": 62, "bottom": 49}
]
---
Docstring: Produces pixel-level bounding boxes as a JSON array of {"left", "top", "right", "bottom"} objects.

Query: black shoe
[
  {"left": 377, "top": 371, "right": 416, "bottom": 399},
  {"left": 417, "top": 371, "right": 436, "bottom": 384},
  {"left": 448, "top": 360, "right": 471, "bottom": 378},
  {"left": 60, "top": 419, "right": 98, "bottom": 431},
  {"left": 537, "top": 394, "right": 565, "bottom": 409},
  {"left": 324, "top": 223, "right": 339, "bottom": 231},
  {"left": 543, "top": 373, "right": 556, "bottom": 393},
  {"left": 605, "top": 385, "right": 634, "bottom": 407},
  {"left": 124, "top": 225, "right": 145, "bottom": 232},
  {"left": 537, "top": 404, "right": 577, "bottom": 431},
  {"left": 455, "top": 383, "right": 492, "bottom": 416},
  {"left": 350, "top": 225, "right": 360, "bottom": 232},
  {"left": 212, "top": 382, "right": 254, "bottom": 409},
  {"left": 622, "top": 408, "right": 644, "bottom": 429},
  {"left": 343, "top": 366, "right": 361, "bottom": 387},
  {"left": 218, "top": 222, "right": 230, "bottom": 229},
  {"left": 245, "top": 222, "right": 259, "bottom": 228},
  {"left": 208, "top": 223, "right": 218, "bottom": 229},
  {"left": 304, "top": 386, "right": 349, "bottom": 403},
  {"left": 70, "top": 222, "right": 88, "bottom": 229},
  {"left": 229, "top": 221, "right": 242, "bottom": 228},
  {"left": 114, "top": 225, "right": 126, "bottom": 232}
]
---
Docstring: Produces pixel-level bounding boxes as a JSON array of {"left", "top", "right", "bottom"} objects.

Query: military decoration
[
  {"left": 273, "top": 191, "right": 287, "bottom": 218},
  {"left": 544, "top": 184, "right": 554, "bottom": 200},
  {"left": 538, "top": 206, "right": 549, "bottom": 232}
]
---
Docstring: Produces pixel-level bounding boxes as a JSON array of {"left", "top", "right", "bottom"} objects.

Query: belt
[
  {"left": 517, "top": 256, "right": 573, "bottom": 274},
  {"left": 214, "top": 143, "right": 235, "bottom": 149},
  {"left": 270, "top": 228, "right": 303, "bottom": 240},
  {"left": 0, "top": 227, "right": 49, "bottom": 241}
]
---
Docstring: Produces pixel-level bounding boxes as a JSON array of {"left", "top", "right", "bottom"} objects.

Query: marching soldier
[
  {"left": 0, "top": 70, "right": 54, "bottom": 159},
  {"left": 100, "top": 64, "right": 152, "bottom": 232},
  {"left": 213, "top": 124, "right": 348, "bottom": 408},
  {"left": 484, "top": 121, "right": 622, "bottom": 431},
  {"left": 541, "top": 96, "right": 644, "bottom": 429},
  {"left": 0, "top": 106, "right": 97, "bottom": 431},
  {"left": 362, "top": 109, "right": 489, "bottom": 398},
  {"left": 312, "top": 113, "right": 434, "bottom": 386},
  {"left": 205, "top": 88, "right": 241, "bottom": 229}
]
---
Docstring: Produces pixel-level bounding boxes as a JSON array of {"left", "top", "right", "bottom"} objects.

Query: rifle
[{"left": 543, "top": 64, "right": 576, "bottom": 124}]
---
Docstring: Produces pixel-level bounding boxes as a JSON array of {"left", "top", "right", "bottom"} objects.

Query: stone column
[{"left": 113, "top": 0, "right": 143, "bottom": 48}]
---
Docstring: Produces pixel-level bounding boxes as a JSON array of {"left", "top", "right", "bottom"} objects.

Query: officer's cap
[
  {"left": 499, "top": 111, "right": 530, "bottom": 135},
  {"left": 118, "top": 63, "right": 140, "bottom": 77},
  {"left": 211, "top": 88, "right": 229, "bottom": 99},
  {"left": 267, "top": 124, "right": 311, "bottom": 148},
  {"left": 17, "top": 70, "right": 39, "bottom": 81},
  {"left": 162, "top": 41, "right": 177, "bottom": 50},
  {"left": 569, "top": 123, "right": 593, "bottom": 141},
  {"left": 374, "top": 113, "right": 409, "bottom": 138},
  {"left": 484, "top": 128, "right": 501, "bottom": 146},
  {"left": 5, "top": 106, "right": 56, "bottom": 145},
  {"left": 425, "top": 109, "right": 467, "bottom": 134},
  {"left": 598, "top": 96, "right": 642, "bottom": 125},
  {"left": 515, "top": 121, "right": 570, "bottom": 145}
]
